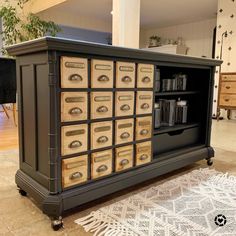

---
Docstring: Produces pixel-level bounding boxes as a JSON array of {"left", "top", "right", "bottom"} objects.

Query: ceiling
[{"left": 48, "top": 0, "right": 218, "bottom": 29}]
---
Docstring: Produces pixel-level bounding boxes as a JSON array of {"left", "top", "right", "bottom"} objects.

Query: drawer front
[
  {"left": 219, "top": 94, "right": 236, "bottom": 107},
  {"left": 61, "top": 56, "right": 88, "bottom": 88},
  {"left": 62, "top": 155, "right": 88, "bottom": 189},
  {"left": 221, "top": 74, "right": 236, "bottom": 81},
  {"left": 91, "top": 59, "right": 114, "bottom": 88},
  {"left": 115, "top": 91, "right": 134, "bottom": 117},
  {"left": 91, "top": 149, "right": 112, "bottom": 179},
  {"left": 116, "top": 62, "right": 135, "bottom": 88},
  {"left": 61, "top": 92, "right": 87, "bottom": 122},
  {"left": 115, "top": 118, "right": 134, "bottom": 145},
  {"left": 61, "top": 124, "right": 88, "bottom": 156},
  {"left": 136, "top": 91, "right": 153, "bottom": 114},
  {"left": 115, "top": 145, "right": 133, "bottom": 172},
  {"left": 137, "top": 64, "right": 154, "bottom": 88},
  {"left": 136, "top": 116, "right": 152, "bottom": 140},
  {"left": 91, "top": 92, "right": 113, "bottom": 119},
  {"left": 91, "top": 121, "right": 113, "bottom": 150},
  {"left": 221, "top": 82, "right": 236, "bottom": 94},
  {"left": 136, "top": 141, "right": 152, "bottom": 166}
]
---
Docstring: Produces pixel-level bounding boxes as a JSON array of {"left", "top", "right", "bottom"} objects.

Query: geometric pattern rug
[{"left": 75, "top": 168, "right": 236, "bottom": 236}]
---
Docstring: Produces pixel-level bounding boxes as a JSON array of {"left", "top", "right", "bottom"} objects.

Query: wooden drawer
[
  {"left": 137, "top": 64, "right": 154, "bottom": 88},
  {"left": 91, "top": 92, "right": 113, "bottom": 119},
  {"left": 61, "top": 92, "right": 87, "bottom": 122},
  {"left": 115, "top": 145, "right": 133, "bottom": 172},
  {"left": 221, "top": 82, "right": 236, "bottom": 94},
  {"left": 61, "top": 124, "right": 88, "bottom": 156},
  {"left": 221, "top": 74, "right": 236, "bottom": 81},
  {"left": 115, "top": 118, "right": 134, "bottom": 145},
  {"left": 61, "top": 56, "right": 88, "bottom": 88},
  {"left": 116, "top": 62, "right": 135, "bottom": 88},
  {"left": 62, "top": 155, "right": 88, "bottom": 189},
  {"left": 91, "top": 59, "right": 114, "bottom": 88},
  {"left": 91, "top": 149, "right": 112, "bottom": 179},
  {"left": 91, "top": 121, "right": 113, "bottom": 150},
  {"left": 219, "top": 94, "right": 236, "bottom": 107},
  {"left": 115, "top": 91, "right": 134, "bottom": 117},
  {"left": 136, "top": 116, "right": 152, "bottom": 140},
  {"left": 136, "top": 91, "right": 153, "bottom": 114},
  {"left": 136, "top": 141, "right": 152, "bottom": 166}
]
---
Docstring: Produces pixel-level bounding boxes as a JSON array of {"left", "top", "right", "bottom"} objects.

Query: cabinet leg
[
  {"left": 227, "top": 110, "right": 231, "bottom": 120},
  {"left": 18, "top": 187, "right": 27, "bottom": 196},
  {"left": 206, "top": 158, "right": 213, "bottom": 166},
  {"left": 51, "top": 216, "right": 63, "bottom": 231},
  {"left": 216, "top": 108, "right": 221, "bottom": 121}
]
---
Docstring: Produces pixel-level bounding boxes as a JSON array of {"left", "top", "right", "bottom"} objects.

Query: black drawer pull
[
  {"left": 120, "top": 104, "right": 130, "bottom": 111},
  {"left": 120, "top": 132, "right": 130, "bottom": 139},
  {"left": 226, "top": 86, "right": 231, "bottom": 89},
  {"left": 140, "top": 129, "right": 149, "bottom": 136},
  {"left": 68, "top": 74, "right": 83, "bottom": 82},
  {"left": 97, "top": 106, "right": 108, "bottom": 113},
  {"left": 141, "top": 103, "right": 149, "bottom": 109},
  {"left": 122, "top": 76, "right": 132, "bottom": 83},
  {"left": 69, "top": 140, "right": 82, "bottom": 149},
  {"left": 69, "top": 107, "right": 82, "bottom": 115},
  {"left": 120, "top": 159, "right": 129, "bottom": 167},
  {"left": 168, "top": 130, "right": 184, "bottom": 136},
  {"left": 70, "top": 172, "right": 83, "bottom": 180},
  {"left": 96, "top": 164, "right": 108, "bottom": 173},
  {"left": 97, "top": 136, "right": 108, "bottom": 143},
  {"left": 142, "top": 76, "right": 151, "bottom": 83},
  {"left": 139, "top": 154, "right": 149, "bottom": 161},
  {"left": 98, "top": 75, "right": 109, "bottom": 82}
]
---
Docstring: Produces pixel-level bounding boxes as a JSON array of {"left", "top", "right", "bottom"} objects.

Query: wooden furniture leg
[
  {"left": 227, "top": 109, "right": 231, "bottom": 120},
  {"left": 216, "top": 107, "right": 221, "bottom": 121},
  {"left": 2, "top": 104, "right": 10, "bottom": 119},
  {"left": 13, "top": 103, "right": 17, "bottom": 126}
]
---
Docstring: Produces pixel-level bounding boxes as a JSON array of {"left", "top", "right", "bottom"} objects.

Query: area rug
[{"left": 75, "top": 168, "right": 236, "bottom": 236}]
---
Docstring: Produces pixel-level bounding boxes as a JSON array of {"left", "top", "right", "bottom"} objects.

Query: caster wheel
[
  {"left": 51, "top": 217, "right": 63, "bottom": 231},
  {"left": 18, "top": 189, "right": 27, "bottom": 196},
  {"left": 207, "top": 159, "right": 213, "bottom": 166}
]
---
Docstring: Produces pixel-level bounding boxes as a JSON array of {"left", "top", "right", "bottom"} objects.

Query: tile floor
[{"left": 0, "top": 118, "right": 235, "bottom": 235}]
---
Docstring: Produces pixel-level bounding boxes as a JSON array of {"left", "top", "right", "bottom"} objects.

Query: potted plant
[{"left": 149, "top": 35, "right": 161, "bottom": 47}]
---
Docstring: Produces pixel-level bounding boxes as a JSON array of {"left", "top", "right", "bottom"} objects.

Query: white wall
[{"left": 140, "top": 18, "right": 216, "bottom": 58}]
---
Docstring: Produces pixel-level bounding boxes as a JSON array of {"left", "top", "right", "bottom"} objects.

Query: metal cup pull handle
[
  {"left": 121, "top": 76, "right": 132, "bottom": 83},
  {"left": 120, "top": 132, "right": 130, "bottom": 139},
  {"left": 140, "top": 129, "right": 149, "bottom": 136},
  {"left": 70, "top": 172, "right": 83, "bottom": 180},
  {"left": 69, "top": 140, "right": 82, "bottom": 149},
  {"left": 96, "top": 164, "right": 108, "bottom": 173},
  {"left": 142, "top": 76, "right": 151, "bottom": 83},
  {"left": 68, "top": 74, "right": 83, "bottom": 82},
  {"left": 98, "top": 75, "right": 109, "bottom": 82},
  {"left": 226, "top": 86, "right": 231, "bottom": 89},
  {"left": 139, "top": 154, "right": 149, "bottom": 161},
  {"left": 120, "top": 104, "right": 130, "bottom": 111},
  {"left": 96, "top": 106, "right": 108, "bottom": 113},
  {"left": 97, "top": 136, "right": 108, "bottom": 143},
  {"left": 69, "top": 107, "right": 82, "bottom": 115},
  {"left": 141, "top": 103, "right": 150, "bottom": 109},
  {"left": 120, "top": 159, "right": 129, "bottom": 167}
]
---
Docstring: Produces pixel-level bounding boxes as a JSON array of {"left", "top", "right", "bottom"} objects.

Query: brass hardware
[
  {"left": 98, "top": 75, "right": 109, "bottom": 82},
  {"left": 138, "top": 121, "right": 151, "bottom": 126},
  {"left": 225, "top": 98, "right": 230, "bottom": 102},
  {"left": 120, "top": 104, "right": 130, "bottom": 111},
  {"left": 66, "top": 161, "right": 86, "bottom": 169},
  {"left": 94, "top": 126, "right": 111, "bottom": 132},
  {"left": 94, "top": 96, "right": 111, "bottom": 102},
  {"left": 121, "top": 76, "right": 132, "bottom": 83},
  {"left": 65, "top": 129, "right": 85, "bottom": 136},
  {"left": 226, "top": 86, "right": 231, "bottom": 89},
  {"left": 140, "top": 129, "right": 149, "bottom": 135},
  {"left": 117, "top": 149, "right": 132, "bottom": 157},
  {"left": 97, "top": 106, "right": 108, "bottom": 113},
  {"left": 65, "top": 97, "right": 85, "bottom": 103},
  {"left": 139, "top": 95, "right": 152, "bottom": 100},
  {"left": 96, "top": 165, "right": 108, "bottom": 173},
  {"left": 138, "top": 146, "right": 149, "bottom": 152},
  {"left": 65, "top": 62, "right": 85, "bottom": 68},
  {"left": 140, "top": 67, "right": 153, "bottom": 73},
  {"left": 139, "top": 154, "right": 149, "bottom": 161},
  {"left": 95, "top": 64, "right": 112, "bottom": 71},
  {"left": 118, "top": 123, "right": 132, "bottom": 129},
  {"left": 120, "top": 159, "right": 129, "bottom": 167},
  {"left": 119, "top": 66, "right": 134, "bottom": 72},
  {"left": 142, "top": 76, "right": 151, "bottom": 83},
  {"left": 69, "top": 140, "right": 82, "bottom": 149},
  {"left": 94, "top": 154, "right": 110, "bottom": 162},
  {"left": 141, "top": 103, "right": 149, "bottom": 109},
  {"left": 97, "top": 136, "right": 108, "bottom": 143},
  {"left": 118, "top": 95, "right": 133, "bottom": 101},
  {"left": 69, "top": 107, "right": 82, "bottom": 115},
  {"left": 120, "top": 132, "right": 130, "bottom": 139},
  {"left": 68, "top": 74, "right": 83, "bottom": 82},
  {"left": 70, "top": 172, "right": 83, "bottom": 180}
]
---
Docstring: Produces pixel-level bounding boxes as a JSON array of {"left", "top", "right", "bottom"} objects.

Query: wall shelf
[{"left": 155, "top": 91, "right": 200, "bottom": 96}]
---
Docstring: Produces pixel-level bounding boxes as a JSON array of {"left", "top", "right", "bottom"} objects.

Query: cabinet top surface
[{"left": 6, "top": 36, "right": 222, "bottom": 67}]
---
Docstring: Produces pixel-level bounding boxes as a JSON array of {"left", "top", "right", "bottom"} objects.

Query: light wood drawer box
[
  {"left": 115, "top": 91, "right": 134, "bottom": 117},
  {"left": 62, "top": 155, "right": 88, "bottom": 189},
  {"left": 136, "top": 116, "right": 152, "bottom": 140},
  {"left": 115, "top": 118, "right": 134, "bottom": 145},
  {"left": 115, "top": 145, "right": 133, "bottom": 172},
  {"left": 116, "top": 62, "right": 135, "bottom": 88},
  {"left": 91, "top": 149, "right": 113, "bottom": 179},
  {"left": 219, "top": 94, "right": 236, "bottom": 107},
  {"left": 137, "top": 64, "right": 154, "bottom": 88},
  {"left": 91, "top": 92, "right": 113, "bottom": 119},
  {"left": 61, "top": 56, "right": 88, "bottom": 88},
  {"left": 91, "top": 59, "right": 114, "bottom": 88},
  {"left": 136, "top": 141, "right": 152, "bottom": 166},
  {"left": 91, "top": 121, "right": 113, "bottom": 150},
  {"left": 221, "top": 74, "right": 236, "bottom": 81},
  {"left": 221, "top": 82, "right": 236, "bottom": 94},
  {"left": 61, "top": 124, "right": 88, "bottom": 156},
  {"left": 61, "top": 92, "right": 87, "bottom": 122},
  {"left": 136, "top": 91, "right": 153, "bottom": 114}
]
